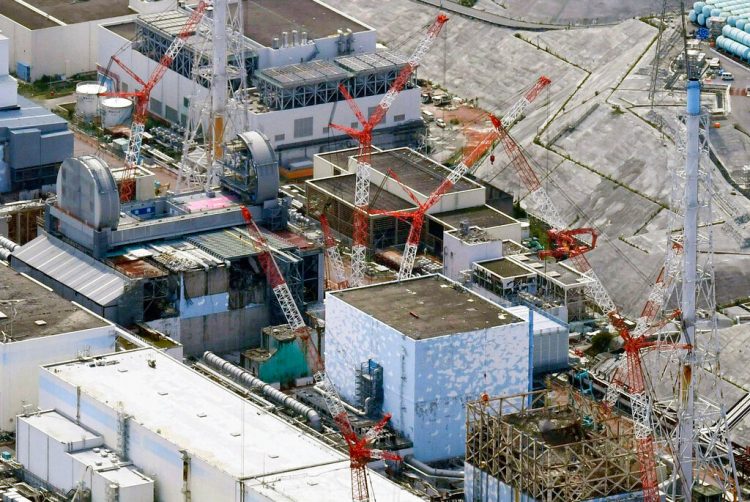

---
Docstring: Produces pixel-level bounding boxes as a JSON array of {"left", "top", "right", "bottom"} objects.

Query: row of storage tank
[
  {"left": 690, "top": 0, "right": 750, "bottom": 27},
  {"left": 75, "top": 82, "right": 133, "bottom": 128}
]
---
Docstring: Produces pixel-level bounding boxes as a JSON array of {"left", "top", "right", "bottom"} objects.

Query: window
[
  {"left": 121, "top": 82, "right": 128, "bottom": 92},
  {"left": 165, "top": 106, "right": 178, "bottom": 123},
  {"left": 322, "top": 126, "right": 330, "bottom": 134},
  {"left": 180, "top": 114, "right": 188, "bottom": 127},
  {"left": 367, "top": 106, "right": 378, "bottom": 119},
  {"left": 183, "top": 97, "right": 190, "bottom": 108},
  {"left": 394, "top": 114, "right": 405, "bottom": 122},
  {"left": 293, "top": 117, "right": 313, "bottom": 138},
  {"left": 351, "top": 122, "right": 359, "bottom": 129},
  {"left": 274, "top": 133, "right": 286, "bottom": 142},
  {"left": 150, "top": 98, "right": 163, "bottom": 116}
]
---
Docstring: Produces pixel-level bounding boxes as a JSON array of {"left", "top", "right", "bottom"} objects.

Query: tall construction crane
[
  {"left": 102, "top": 1, "right": 209, "bottom": 201},
  {"left": 329, "top": 13, "right": 449, "bottom": 287},
  {"left": 371, "top": 76, "right": 551, "bottom": 280},
  {"left": 238, "top": 207, "right": 399, "bottom": 502},
  {"left": 483, "top": 110, "right": 672, "bottom": 499}
]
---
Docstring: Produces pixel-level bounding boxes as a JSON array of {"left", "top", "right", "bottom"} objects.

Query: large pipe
[
  {"left": 203, "top": 351, "right": 321, "bottom": 431},
  {"left": 403, "top": 455, "right": 464, "bottom": 479},
  {"left": 0, "top": 236, "right": 19, "bottom": 252},
  {"left": 0, "top": 248, "right": 10, "bottom": 261}
]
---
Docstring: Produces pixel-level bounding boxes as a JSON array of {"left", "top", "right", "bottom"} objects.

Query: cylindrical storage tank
[
  {"left": 737, "top": 18, "right": 747, "bottom": 29},
  {"left": 717, "top": 35, "right": 727, "bottom": 47},
  {"left": 75, "top": 82, "right": 107, "bottom": 121},
  {"left": 704, "top": 5, "right": 713, "bottom": 16},
  {"left": 712, "top": 8, "right": 722, "bottom": 15},
  {"left": 729, "top": 15, "right": 738, "bottom": 24},
  {"left": 695, "top": 1, "right": 706, "bottom": 10},
  {"left": 691, "top": 9, "right": 699, "bottom": 22},
  {"left": 724, "top": 24, "right": 733, "bottom": 35},
  {"left": 699, "top": 13, "right": 707, "bottom": 24},
  {"left": 99, "top": 97, "right": 132, "bottom": 128}
]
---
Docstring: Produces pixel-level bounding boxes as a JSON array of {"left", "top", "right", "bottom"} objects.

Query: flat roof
[
  {"left": 237, "top": 0, "right": 369, "bottom": 48},
  {"left": 43, "top": 349, "right": 420, "bottom": 500},
  {"left": 331, "top": 274, "right": 523, "bottom": 340},
  {"left": 257, "top": 59, "right": 351, "bottom": 88},
  {"left": 432, "top": 205, "right": 517, "bottom": 230},
  {"left": 19, "top": 410, "right": 101, "bottom": 446},
  {"left": 478, "top": 257, "right": 534, "bottom": 279},
  {"left": 0, "top": 263, "right": 109, "bottom": 341},
  {"left": 366, "top": 148, "right": 480, "bottom": 197},
  {"left": 0, "top": 0, "right": 132, "bottom": 30},
  {"left": 335, "top": 50, "right": 407, "bottom": 76},
  {"left": 307, "top": 174, "right": 417, "bottom": 212},
  {"left": 509, "top": 253, "right": 591, "bottom": 287},
  {"left": 105, "top": 21, "right": 136, "bottom": 40}
]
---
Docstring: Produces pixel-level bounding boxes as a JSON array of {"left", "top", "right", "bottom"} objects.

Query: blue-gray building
[{"left": 0, "top": 95, "right": 73, "bottom": 194}]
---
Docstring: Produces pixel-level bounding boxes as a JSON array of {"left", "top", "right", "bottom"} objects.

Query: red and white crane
[
  {"left": 102, "top": 2, "right": 209, "bottom": 201},
  {"left": 329, "top": 13, "right": 449, "bottom": 287},
  {"left": 239, "top": 207, "right": 399, "bottom": 502},
  {"left": 484, "top": 116, "right": 674, "bottom": 500},
  {"left": 372, "top": 76, "right": 551, "bottom": 280}
]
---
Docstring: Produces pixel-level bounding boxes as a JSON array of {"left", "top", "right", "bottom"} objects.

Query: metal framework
[{"left": 466, "top": 389, "right": 644, "bottom": 501}]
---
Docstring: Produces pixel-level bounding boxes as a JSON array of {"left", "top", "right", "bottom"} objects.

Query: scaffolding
[{"left": 466, "top": 389, "right": 645, "bottom": 501}]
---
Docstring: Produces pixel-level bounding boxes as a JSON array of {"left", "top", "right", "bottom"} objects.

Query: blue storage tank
[
  {"left": 693, "top": 0, "right": 705, "bottom": 8},
  {"left": 712, "top": 8, "right": 722, "bottom": 15},
  {"left": 737, "top": 18, "right": 747, "bottom": 29},
  {"left": 729, "top": 15, "right": 738, "bottom": 25},
  {"left": 690, "top": 9, "right": 699, "bottom": 22},
  {"left": 699, "top": 13, "right": 707, "bottom": 24},
  {"left": 745, "top": 23, "right": 750, "bottom": 32},
  {"left": 724, "top": 24, "right": 733, "bottom": 34},
  {"left": 703, "top": 5, "right": 713, "bottom": 15}
]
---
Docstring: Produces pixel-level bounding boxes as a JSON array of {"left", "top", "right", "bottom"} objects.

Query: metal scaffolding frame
[
  {"left": 255, "top": 52, "right": 414, "bottom": 111},
  {"left": 466, "top": 389, "right": 645, "bottom": 501}
]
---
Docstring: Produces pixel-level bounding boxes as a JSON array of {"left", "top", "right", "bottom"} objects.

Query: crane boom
[
  {"left": 329, "top": 13, "right": 449, "bottom": 287},
  {"left": 103, "top": 1, "right": 209, "bottom": 201}
]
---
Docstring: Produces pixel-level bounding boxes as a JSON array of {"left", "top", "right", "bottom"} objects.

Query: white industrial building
[
  {"left": 325, "top": 274, "right": 531, "bottom": 463},
  {"left": 0, "top": 263, "right": 117, "bottom": 431},
  {"left": 97, "top": 0, "right": 423, "bottom": 169},
  {"left": 37, "top": 347, "right": 423, "bottom": 502},
  {"left": 17, "top": 410, "right": 154, "bottom": 501},
  {"left": 0, "top": 0, "right": 169, "bottom": 81}
]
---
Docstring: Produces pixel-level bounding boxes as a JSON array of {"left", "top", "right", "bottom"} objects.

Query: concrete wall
[
  {"left": 255, "top": 29, "right": 377, "bottom": 69},
  {"left": 325, "top": 289, "right": 529, "bottom": 462},
  {"left": 1, "top": 14, "right": 135, "bottom": 81},
  {"left": 0, "top": 325, "right": 116, "bottom": 430},
  {"left": 39, "top": 369, "right": 262, "bottom": 502},
  {"left": 442, "top": 231, "right": 503, "bottom": 282},
  {"left": 145, "top": 303, "right": 269, "bottom": 357}
]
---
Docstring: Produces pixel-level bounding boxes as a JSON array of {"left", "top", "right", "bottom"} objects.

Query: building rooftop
[
  {"left": 478, "top": 257, "right": 535, "bottom": 279},
  {"left": 331, "top": 274, "right": 522, "bottom": 340},
  {"left": 0, "top": 96, "right": 70, "bottom": 138},
  {"left": 366, "top": 148, "right": 481, "bottom": 197},
  {"left": 104, "top": 21, "right": 136, "bottom": 40},
  {"left": 0, "top": 0, "right": 132, "bottom": 30},
  {"left": 307, "top": 174, "right": 417, "bottom": 212},
  {"left": 257, "top": 59, "right": 351, "bottom": 88},
  {"left": 509, "top": 253, "right": 592, "bottom": 288},
  {"left": 432, "top": 205, "right": 517, "bottom": 231},
  {"left": 12, "top": 233, "right": 127, "bottom": 307},
  {"left": 237, "top": 0, "right": 370, "bottom": 48},
  {"left": 334, "top": 50, "right": 408, "bottom": 76},
  {"left": 0, "top": 262, "right": 109, "bottom": 341},
  {"left": 42, "top": 348, "right": 421, "bottom": 500}
]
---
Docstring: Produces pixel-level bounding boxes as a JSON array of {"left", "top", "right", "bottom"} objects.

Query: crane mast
[
  {"left": 103, "top": 1, "right": 209, "bottom": 201},
  {"left": 329, "top": 13, "right": 449, "bottom": 287}
]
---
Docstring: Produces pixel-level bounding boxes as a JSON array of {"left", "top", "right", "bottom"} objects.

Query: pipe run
[
  {"left": 312, "top": 382, "right": 367, "bottom": 417},
  {"left": 0, "top": 236, "right": 19, "bottom": 252},
  {"left": 0, "top": 248, "right": 10, "bottom": 261},
  {"left": 403, "top": 455, "right": 464, "bottom": 479},
  {"left": 202, "top": 351, "right": 321, "bottom": 431}
]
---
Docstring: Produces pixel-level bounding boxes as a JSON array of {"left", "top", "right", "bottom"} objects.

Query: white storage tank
[
  {"left": 75, "top": 82, "right": 107, "bottom": 121},
  {"left": 99, "top": 97, "right": 133, "bottom": 128}
]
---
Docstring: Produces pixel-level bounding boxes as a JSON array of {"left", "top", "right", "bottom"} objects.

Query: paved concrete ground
[
  {"left": 473, "top": 0, "right": 681, "bottom": 25},
  {"left": 329, "top": 1, "right": 750, "bottom": 314}
]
